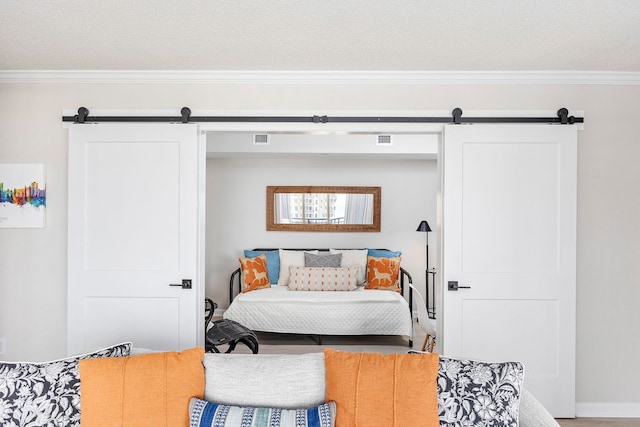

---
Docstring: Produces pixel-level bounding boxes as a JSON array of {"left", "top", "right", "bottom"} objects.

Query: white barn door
[
  {"left": 442, "top": 124, "right": 577, "bottom": 417},
  {"left": 68, "top": 123, "right": 202, "bottom": 354}
]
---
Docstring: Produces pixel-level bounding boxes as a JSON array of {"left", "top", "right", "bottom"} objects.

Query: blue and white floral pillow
[
  {"left": 0, "top": 342, "right": 132, "bottom": 427},
  {"left": 437, "top": 356, "right": 525, "bottom": 427}
]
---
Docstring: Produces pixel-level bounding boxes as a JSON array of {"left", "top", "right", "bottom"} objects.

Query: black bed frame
[{"left": 228, "top": 248, "right": 415, "bottom": 346}]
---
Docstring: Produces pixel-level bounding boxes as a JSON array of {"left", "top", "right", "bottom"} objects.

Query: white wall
[
  {"left": 205, "top": 156, "right": 438, "bottom": 307},
  {"left": 0, "top": 80, "right": 639, "bottom": 415}
]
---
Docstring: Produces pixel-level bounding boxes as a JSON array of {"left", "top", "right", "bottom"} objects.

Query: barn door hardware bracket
[
  {"left": 181, "top": 107, "right": 191, "bottom": 123},
  {"left": 452, "top": 107, "right": 463, "bottom": 124},
  {"left": 75, "top": 107, "right": 89, "bottom": 123},
  {"left": 557, "top": 107, "right": 576, "bottom": 125}
]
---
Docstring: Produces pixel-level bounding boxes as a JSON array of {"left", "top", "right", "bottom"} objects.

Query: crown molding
[{"left": 1, "top": 70, "right": 640, "bottom": 85}]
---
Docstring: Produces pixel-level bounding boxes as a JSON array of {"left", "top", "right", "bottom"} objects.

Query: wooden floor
[{"left": 222, "top": 322, "right": 640, "bottom": 426}]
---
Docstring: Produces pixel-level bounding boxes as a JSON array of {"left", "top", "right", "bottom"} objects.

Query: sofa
[{"left": 0, "top": 343, "right": 560, "bottom": 427}]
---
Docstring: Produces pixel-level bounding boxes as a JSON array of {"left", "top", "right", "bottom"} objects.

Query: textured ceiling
[{"left": 2, "top": 0, "right": 640, "bottom": 71}]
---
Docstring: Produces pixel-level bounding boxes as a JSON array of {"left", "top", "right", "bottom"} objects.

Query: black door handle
[
  {"left": 169, "top": 279, "right": 192, "bottom": 289},
  {"left": 448, "top": 281, "right": 471, "bottom": 291}
]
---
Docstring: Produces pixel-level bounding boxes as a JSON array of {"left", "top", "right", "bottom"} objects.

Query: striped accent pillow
[
  {"left": 288, "top": 266, "right": 359, "bottom": 291},
  {"left": 189, "top": 398, "right": 336, "bottom": 427}
]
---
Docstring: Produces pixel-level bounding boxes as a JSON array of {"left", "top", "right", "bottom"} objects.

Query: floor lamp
[{"left": 416, "top": 220, "right": 436, "bottom": 319}]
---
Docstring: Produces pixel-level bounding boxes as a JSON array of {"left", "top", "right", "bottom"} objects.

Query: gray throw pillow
[
  {"left": 203, "top": 352, "right": 326, "bottom": 409},
  {"left": 304, "top": 252, "right": 342, "bottom": 268}
]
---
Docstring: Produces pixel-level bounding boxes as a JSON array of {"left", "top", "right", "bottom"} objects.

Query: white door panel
[
  {"left": 84, "top": 141, "right": 181, "bottom": 271},
  {"left": 461, "top": 142, "right": 560, "bottom": 273},
  {"left": 442, "top": 124, "right": 577, "bottom": 417},
  {"left": 68, "top": 123, "right": 202, "bottom": 354}
]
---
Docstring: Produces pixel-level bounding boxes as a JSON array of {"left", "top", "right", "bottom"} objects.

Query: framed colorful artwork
[{"left": 0, "top": 163, "right": 46, "bottom": 228}]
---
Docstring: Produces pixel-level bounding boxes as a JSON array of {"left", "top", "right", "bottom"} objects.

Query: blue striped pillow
[{"left": 189, "top": 398, "right": 336, "bottom": 427}]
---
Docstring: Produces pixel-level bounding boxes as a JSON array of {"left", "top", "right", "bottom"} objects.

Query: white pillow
[
  {"left": 329, "top": 249, "right": 368, "bottom": 285},
  {"left": 519, "top": 388, "right": 559, "bottom": 427},
  {"left": 277, "top": 249, "right": 318, "bottom": 286},
  {"left": 203, "top": 352, "right": 326, "bottom": 409}
]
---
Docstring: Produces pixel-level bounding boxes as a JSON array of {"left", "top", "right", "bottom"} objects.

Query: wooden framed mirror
[{"left": 266, "top": 186, "right": 381, "bottom": 232}]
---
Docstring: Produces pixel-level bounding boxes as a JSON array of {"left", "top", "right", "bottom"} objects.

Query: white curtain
[
  {"left": 344, "top": 194, "right": 373, "bottom": 224},
  {"left": 274, "top": 194, "right": 292, "bottom": 223}
]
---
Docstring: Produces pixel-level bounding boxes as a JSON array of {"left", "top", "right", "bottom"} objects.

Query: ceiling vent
[
  {"left": 376, "top": 135, "right": 392, "bottom": 145},
  {"left": 253, "top": 134, "right": 270, "bottom": 145}
]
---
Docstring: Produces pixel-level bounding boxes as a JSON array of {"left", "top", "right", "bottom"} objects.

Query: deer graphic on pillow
[
  {"left": 366, "top": 256, "right": 402, "bottom": 292},
  {"left": 239, "top": 254, "right": 271, "bottom": 292}
]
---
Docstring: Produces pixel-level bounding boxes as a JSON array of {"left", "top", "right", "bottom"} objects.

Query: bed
[{"left": 223, "top": 248, "right": 415, "bottom": 346}]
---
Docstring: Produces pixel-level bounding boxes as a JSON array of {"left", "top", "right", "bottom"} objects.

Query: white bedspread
[{"left": 223, "top": 286, "right": 413, "bottom": 339}]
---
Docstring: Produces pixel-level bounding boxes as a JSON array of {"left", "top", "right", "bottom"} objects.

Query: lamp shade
[{"left": 416, "top": 220, "right": 432, "bottom": 232}]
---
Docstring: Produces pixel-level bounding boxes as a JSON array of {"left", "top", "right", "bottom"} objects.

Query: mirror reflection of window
[
  {"left": 274, "top": 193, "right": 374, "bottom": 225},
  {"left": 267, "top": 186, "right": 380, "bottom": 232}
]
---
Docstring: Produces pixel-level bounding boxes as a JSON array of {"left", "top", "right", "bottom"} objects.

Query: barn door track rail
[{"left": 62, "top": 107, "right": 583, "bottom": 125}]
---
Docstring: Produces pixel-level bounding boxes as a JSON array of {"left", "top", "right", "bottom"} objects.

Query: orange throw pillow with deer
[
  {"left": 365, "top": 255, "right": 402, "bottom": 292},
  {"left": 239, "top": 253, "right": 271, "bottom": 293}
]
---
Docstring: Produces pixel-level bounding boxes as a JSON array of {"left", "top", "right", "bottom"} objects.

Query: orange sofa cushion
[
  {"left": 78, "top": 347, "right": 205, "bottom": 427},
  {"left": 324, "top": 348, "right": 439, "bottom": 427}
]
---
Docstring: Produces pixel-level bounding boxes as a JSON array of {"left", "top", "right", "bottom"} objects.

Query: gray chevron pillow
[{"left": 304, "top": 252, "right": 342, "bottom": 268}]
